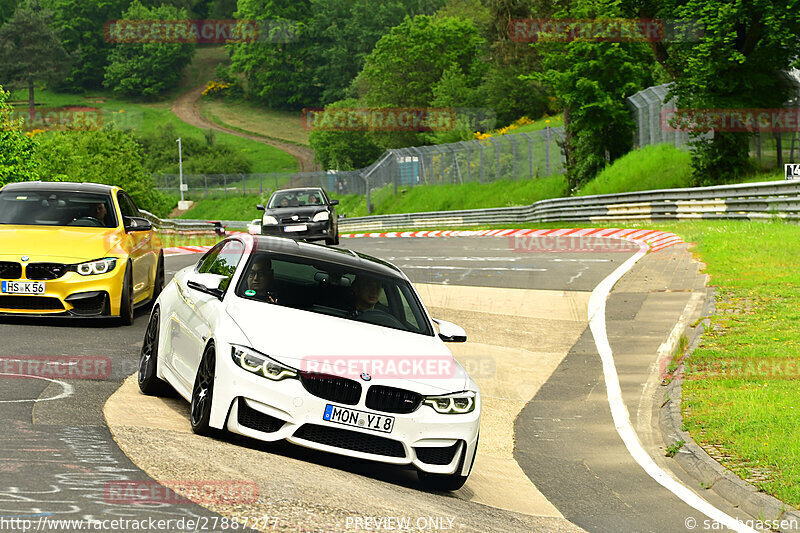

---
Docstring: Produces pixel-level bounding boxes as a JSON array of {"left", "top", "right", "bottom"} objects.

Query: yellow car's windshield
[{"left": 0, "top": 189, "right": 117, "bottom": 228}]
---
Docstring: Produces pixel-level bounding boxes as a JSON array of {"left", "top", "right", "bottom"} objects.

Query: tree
[
  {"left": 226, "top": 0, "right": 315, "bottom": 109},
  {"left": 0, "top": 0, "right": 19, "bottom": 25},
  {"left": 308, "top": 99, "right": 385, "bottom": 170},
  {"left": 42, "top": 0, "right": 129, "bottom": 91},
  {"left": 355, "top": 15, "right": 486, "bottom": 108},
  {"left": 621, "top": 0, "right": 800, "bottom": 184},
  {"left": 0, "top": 86, "right": 38, "bottom": 185},
  {"left": 535, "top": 1, "right": 654, "bottom": 188},
  {"left": 103, "top": 1, "right": 196, "bottom": 99},
  {"left": 305, "top": 0, "right": 445, "bottom": 105},
  {"left": 0, "top": 0, "right": 70, "bottom": 122}
]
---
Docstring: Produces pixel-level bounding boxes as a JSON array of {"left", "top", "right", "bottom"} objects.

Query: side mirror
[
  {"left": 124, "top": 216, "right": 153, "bottom": 232},
  {"left": 256, "top": 204, "right": 265, "bottom": 211},
  {"left": 329, "top": 199, "right": 339, "bottom": 206},
  {"left": 186, "top": 272, "right": 227, "bottom": 299},
  {"left": 432, "top": 319, "right": 467, "bottom": 343}
]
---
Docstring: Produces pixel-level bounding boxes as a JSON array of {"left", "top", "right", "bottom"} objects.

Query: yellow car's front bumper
[{"left": 0, "top": 260, "right": 126, "bottom": 317}]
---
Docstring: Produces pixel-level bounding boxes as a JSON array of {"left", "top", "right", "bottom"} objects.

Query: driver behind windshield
[
  {"left": 244, "top": 255, "right": 278, "bottom": 303},
  {"left": 351, "top": 275, "right": 382, "bottom": 313}
]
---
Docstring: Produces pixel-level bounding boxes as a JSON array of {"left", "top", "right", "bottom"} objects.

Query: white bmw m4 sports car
[{"left": 138, "top": 234, "right": 480, "bottom": 490}]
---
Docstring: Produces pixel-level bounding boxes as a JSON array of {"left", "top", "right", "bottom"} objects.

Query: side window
[
  {"left": 196, "top": 244, "right": 223, "bottom": 274},
  {"left": 116, "top": 192, "right": 137, "bottom": 218},
  {"left": 202, "top": 240, "right": 244, "bottom": 291}
]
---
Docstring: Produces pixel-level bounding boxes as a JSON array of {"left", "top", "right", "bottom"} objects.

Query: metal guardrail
[
  {"left": 336, "top": 180, "right": 800, "bottom": 232},
  {"left": 138, "top": 210, "right": 222, "bottom": 233},
  {"left": 148, "top": 180, "right": 800, "bottom": 234}
]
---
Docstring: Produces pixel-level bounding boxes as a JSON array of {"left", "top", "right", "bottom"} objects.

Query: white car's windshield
[
  {"left": 0, "top": 190, "right": 117, "bottom": 228},
  {"left": 236, "top": 253, "right": 433, "bottom": 336}
]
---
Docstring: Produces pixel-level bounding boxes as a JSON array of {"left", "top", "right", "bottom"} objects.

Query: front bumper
[
  {"left": 0, "top": 262, "right": 125, "bottom": 317},
  {"left": 260, "top": 221, "right": 331, "bottom": 241},
  {"left": 211, "top": 357, "right": 481, "bottom": 476}
]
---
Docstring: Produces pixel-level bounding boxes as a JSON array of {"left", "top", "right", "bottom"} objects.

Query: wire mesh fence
[
  {"left": 627, "top": 82, "right": 800, "bottom": 170},
  {"left": 153, "top": 128, "right": 566, "bottom": 210}
]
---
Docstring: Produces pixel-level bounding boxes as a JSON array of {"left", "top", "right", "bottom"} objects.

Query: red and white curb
[
  {"left": 338, "top": 228, "right": 683, "bottom": 252},
  {"left": 164, "top": 228, "right": 683, "bottom": 256}
]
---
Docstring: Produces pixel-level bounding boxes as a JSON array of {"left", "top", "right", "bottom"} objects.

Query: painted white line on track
[
  {"left": 0, "top": 373, "right": 74, "bottom": 403},
  {"left": 588, "top": 244, "right": 757, "bottom": 533},
  {"left": 400, "top": 266, "right": 547, "bottom": 272}
]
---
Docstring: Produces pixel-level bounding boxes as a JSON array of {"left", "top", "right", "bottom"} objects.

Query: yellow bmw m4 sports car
[{"left": 0, "top": 181, "right": 163, "bottom": 325}]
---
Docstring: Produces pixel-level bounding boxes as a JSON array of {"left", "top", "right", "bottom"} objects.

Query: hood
[
  {"left": 265, "top": 206, "right": 327, "bottom": 217},
  {"left": 226, "top": 297, "right": 468, "bottom": 395},
  {"left": 0, "top": 225, "right": 123, "bottom": 263}
]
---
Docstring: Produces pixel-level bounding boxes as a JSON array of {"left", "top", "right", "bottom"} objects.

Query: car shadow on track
[{"left": 161, "top": 398, "right": 453, "bottom": 494}]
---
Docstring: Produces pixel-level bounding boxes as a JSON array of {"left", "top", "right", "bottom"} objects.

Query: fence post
[
  {"left": 242, "top": 174, "right": 246, "bottom": 195},
  {"left": 204, "top": 175, "right": 208, "bottom": 197},
  {"left": 509, "top": 135, "right": 518, "bottom": 181},
  {"left": 479, "top": 142, "right": 485, "bottom": 183},
  {"left": 224, "top": 175, "right": 228, "bottom": 197},
  {"left": 544, "top": 128, "right": 551, "bottom": 177},
  {"left": 488, "top": 137, "right": 500, "bottom": 181},
  {"left": 260, "top": 174, "right": 263, "bottom": 195}
]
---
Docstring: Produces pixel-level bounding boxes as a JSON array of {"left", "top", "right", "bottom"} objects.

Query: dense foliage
[
  {"left": 34, "top": 126, "right": 174, "bottom": 216},
  {"left": 0, "top": 86, "right": 39, "bottom": 185},
  {"left": 103, "top": 1, "right": 196, "bottom": 99}
]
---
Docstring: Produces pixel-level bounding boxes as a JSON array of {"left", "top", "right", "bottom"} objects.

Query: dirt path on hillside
[{"left": 171, "top": 84, "right": 318, "bottom": 172}]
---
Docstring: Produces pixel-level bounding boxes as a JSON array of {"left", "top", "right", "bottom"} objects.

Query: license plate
[
  {"left": 284, "top": 224, "right": 307, "bottom": 232},
  {"left": 1, "top": 281, "right": 45, "bottom": 294},
  {"left": 323, "top": 404, "right": 395, "bottom": 433}
]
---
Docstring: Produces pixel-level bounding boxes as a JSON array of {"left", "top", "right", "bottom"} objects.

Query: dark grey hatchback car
[{"left": 256, "top": 187, "right": 340, "bottom": 245}]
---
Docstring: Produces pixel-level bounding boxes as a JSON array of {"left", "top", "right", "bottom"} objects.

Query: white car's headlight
[
  {"left": 262, "top": 215, "right": 279, "bottom": 225},
  {"left": 231, "top": 345, "right": 298, "bottom": 381},
  {"left": 423, "top": 391, "right": 476, "bottom": 414},
  {"left": 312, "top": 211, "right": 329, "bottom": 222},
  {"left": 73, "top": 258, "right": 117, "bottom": 276}
]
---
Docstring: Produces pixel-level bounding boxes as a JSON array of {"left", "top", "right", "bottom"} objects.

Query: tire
[
  {"left": 325, "top": 228, "right": 340, "bottom": 246},
  {"left": 190, "top": 344, "right": 216, "bottom": 436},
  {"left": 138, "top": 307, "right": 171, "bottom": 396},
  {"left": 417, "top": 436, "right": 478, "bottom": 492},
  {"left": 118, "top": 263, "right": 134, "bottom": 326},
  {"left": 150, "top": 253, "right": 165, "bottom": 304}
]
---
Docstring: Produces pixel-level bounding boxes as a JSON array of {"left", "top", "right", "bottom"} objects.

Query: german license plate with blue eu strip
[
  {"left": 1, "top": 281, "right": 45, "bottom": 294},
  {"left": 323, "top": 404, "right": 394, "bottom": 433}
]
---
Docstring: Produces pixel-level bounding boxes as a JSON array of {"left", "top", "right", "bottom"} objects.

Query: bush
[
  {"left": 0, "top": 86, "right": 38, "bottom": 185},
  {"left": 135, "top": 123, "right": 252, "bottom": 175},
  {"left": 33, "top": 126, "right": 174, "bottom": 216}
]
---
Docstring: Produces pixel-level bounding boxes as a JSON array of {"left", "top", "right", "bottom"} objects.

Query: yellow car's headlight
[{"left": 71, "top": 258, "right": 118, "bottom": 276}]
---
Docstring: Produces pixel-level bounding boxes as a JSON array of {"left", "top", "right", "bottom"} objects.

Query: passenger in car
[{"left": 245, "top": 255, "right": 278, "bottom": 303}]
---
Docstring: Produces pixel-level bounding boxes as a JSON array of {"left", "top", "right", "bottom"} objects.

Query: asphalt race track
[{"left": 0, "top": 236, "right": 750, "bottom": 532}]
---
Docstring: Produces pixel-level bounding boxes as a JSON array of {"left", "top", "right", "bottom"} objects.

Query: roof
[
  {"left": 268, "top": 187, "right": 325, "bottom": 196},
  {"left": 1, "top": 181, "right": 119, "bottom": 195},
  {"left": 252, "top": 236, "right": 403, "bottom": 279}
]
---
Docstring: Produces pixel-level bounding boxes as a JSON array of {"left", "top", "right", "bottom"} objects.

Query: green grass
[
  {"left": 577, "top": 144, "right": 693, "bottom": 196},
  {"left": 178, "top": 194, "right": 266, "bottom": 220},
  {"left": 199, "top": 99, "right": 310, "bottom": 146},
  {"left": 331, "top": 176, "right": 569, "bottom": 218}
]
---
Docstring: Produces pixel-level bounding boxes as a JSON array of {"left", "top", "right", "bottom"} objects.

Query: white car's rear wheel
[{"left": 190, "top": 345, "right": 217, "bottom": 436}]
